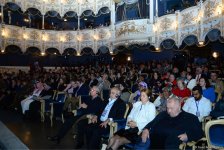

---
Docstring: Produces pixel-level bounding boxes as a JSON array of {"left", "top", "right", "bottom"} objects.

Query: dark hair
[
  {"left": 192, "top": 86, "right": 202, "bottom": 95},
  {"left": 199, "top": 77, "right": 211, "bottom": 88}
]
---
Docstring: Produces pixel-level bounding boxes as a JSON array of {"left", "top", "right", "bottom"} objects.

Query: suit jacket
[{"left": 98, "top": 98, "right": 126, "bottom": 121}]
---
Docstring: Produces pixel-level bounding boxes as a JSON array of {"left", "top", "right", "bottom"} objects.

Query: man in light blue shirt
[{"left": 77, "top": 87, "right": 126, "bottom": 149}]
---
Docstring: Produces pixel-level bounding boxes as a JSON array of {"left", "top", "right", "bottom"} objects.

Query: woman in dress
[{"left": 106, "top": 88, "right": 156, "bottom": 150}]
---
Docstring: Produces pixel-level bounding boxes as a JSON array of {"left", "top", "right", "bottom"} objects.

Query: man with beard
[{"left": 183, "top": 86, "right": 212, "bottom": 122}]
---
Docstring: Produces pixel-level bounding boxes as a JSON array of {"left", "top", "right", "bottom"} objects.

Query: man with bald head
[{"left": 140, "top": 96, "right": 203, "bottom": 149}]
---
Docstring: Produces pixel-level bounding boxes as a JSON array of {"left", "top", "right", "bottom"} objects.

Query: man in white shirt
[{"left": 183, "top": 86, "right": 212, "bottom": 122}]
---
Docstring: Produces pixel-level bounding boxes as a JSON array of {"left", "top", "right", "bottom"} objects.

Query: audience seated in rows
[{"left": 47, "top": 86, "right": 104, "bottom": 144}]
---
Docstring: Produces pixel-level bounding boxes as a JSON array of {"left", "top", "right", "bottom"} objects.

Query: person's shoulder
[
  {"left": 186, "top": 96, "right": 194, "bottom": 102},
  {"left": 201, "top": 96, "right": 211, "bottom": 103},
  {"left": 182, "top": 111, "right": 198, "bottom": 120},
  {"left": 134, "top": 101, "right": 141, "bottom": 106},
  {"left": 146, "top": 101, "right": 156, "bottom": 108}
]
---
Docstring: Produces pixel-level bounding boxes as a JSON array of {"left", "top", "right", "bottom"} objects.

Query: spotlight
[
  {"left": 1, "top": 49, "right": 5, "bottom": 53},
  {"left": 84, "top": 18, "right": 87, "bottom": 21},
  {"left": 54, "top": 52, "right": 57, "bottom": 55},
  {"left": 64, "top": 18, "right": 67, "bottom": 22},
  {"left": 127, "top": 56, "right": 131, "bottom": 61},
  {"left": 77, "top": 52, "right": 80, "bottom": 56},
  {"left": 110, "top": 51, "right": 113, "bottom": 54}
]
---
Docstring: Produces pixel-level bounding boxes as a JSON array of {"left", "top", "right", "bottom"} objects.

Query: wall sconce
[
  {"left": 54, "top": 52, "right": 57, "bottom": 55},
  {"left": 212, "top": 52, "right": 219, "bottom": 58},
  {"left": 23, "top": 34, "right": 28, "bottom": 40},
  {"left": 1, "top": 29, "right": 5, "bottom": 37},
  {"left": 155, "top": 47, "right": 160, "bottom": 51},
  {"left": 0, "top": 13, "right": 2, "bottom": 16},
  {"left": 1, "top": 49, "right": 5, "bottom": 53},
  {"left": 93, "top": 35, "right": 99, "bottom": 41},
  {"left": 110, "top": 51, "right": 113, "bottom": 54},
  {"left": 216, "top": 5, "right": 222, "bottom": 15},
  {"left": 77, "top": 36, "right": 82, "bottom": 42},
  {"left": 42, "top": 35, "right": 47, "bottom": 41},
  {"left": 77, "top": 52, "right": 81, "bottom": 56},
  {"left": 153, "top": 24, "right": 157, "bottom": 32},
  {"left": 60, "top": 37, "right": 65, "bottom": 42},
  {"left": 172, "top": 21, "right": 177, "bottom": 29},
  {"left": 107, "top": 32, "right": 111, "bottom": 38},
  {"left": 127, "top": 56, "right": 131, "bottom": 61}
]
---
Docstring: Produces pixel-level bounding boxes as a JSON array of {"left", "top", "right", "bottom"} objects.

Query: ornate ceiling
[{"left": 0, "top": 0, "right": 223, "bottom": 55}]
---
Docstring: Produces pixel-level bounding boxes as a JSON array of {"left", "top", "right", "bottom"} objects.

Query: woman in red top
[{"left": 172, "top": 79, "right": 191, "bottom": 106}]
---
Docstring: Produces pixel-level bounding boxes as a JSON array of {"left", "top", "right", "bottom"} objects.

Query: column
[
  {"left": 155, "top": 0, "right": 158, "bottom": 17},
  {"left": 110, "top": 0, "right": 115, "bottom": 27},
  {"left": 1, "top": 4, "right": 4, "bottom": 23},
  {"left": 42, "top": 15, "right": 45, "bottom": 29},
  {"left": 78, "top": 16, "right": 80, "bottom": 30},
  {"left": 8, "top": 11, "right": 11, "bottom": 24},
  {"left": 149, "top": 0, "right": 154, "bottom": 23}
]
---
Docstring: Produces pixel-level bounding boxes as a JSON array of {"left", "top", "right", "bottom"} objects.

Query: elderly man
[
  {"left": 76, "top": 86, "right": 126, "bottom": 149},
  {"left": 48, "top": 86, "right": 104, "bottom": 144},
  {"left": 140, "top": 95, "right": 203, "bottom": 149}
]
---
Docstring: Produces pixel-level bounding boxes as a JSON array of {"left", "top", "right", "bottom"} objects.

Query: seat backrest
[
  {"left": 101, "top": 89, "right": 110, "bottom": 101},
  {"left": 55, "top": 92, "right": 67, "bottom": 103},
  {"left": 205, "top": 119, "right": 224, "bottom": 149}
]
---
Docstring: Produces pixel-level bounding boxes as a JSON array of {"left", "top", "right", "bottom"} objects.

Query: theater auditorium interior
[{"left": 0, "top": 0, "right": 224, "bottom": 149}]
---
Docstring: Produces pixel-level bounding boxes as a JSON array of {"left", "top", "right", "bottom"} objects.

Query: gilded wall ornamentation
[
  {"left": 159, "top": 17, "right": 172, "bottom": 31},
  {"left": 181, "top": 12, "right": 195, "bottom": 26},
  {"left": 0, "top": 0, "right": 223, "bottom": 53},
  {"left": 30, "top": 31, "right": 40, "bottom": 41},
  {"left": 204, "top": 1, "right": 219, "bottom": 18},
  {"left": 116, "top": 21, "right": 146, "bottom": 37},
  {"left": 65, "top": 33, "right": 74, "bottom": 42}
]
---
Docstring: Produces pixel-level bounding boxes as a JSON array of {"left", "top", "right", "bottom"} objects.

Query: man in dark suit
[
  {"left": 75, "top": 87, "right": 126, "bottom": 149},
  {"left": 63, "top": 78, "right": 89, "bottom": 111},
  {"left": 47, "top": 86, "right": 104, "bottom": 144}
]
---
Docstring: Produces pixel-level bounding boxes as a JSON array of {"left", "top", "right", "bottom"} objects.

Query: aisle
[{"left": 0, "top": 109, "right": 76, "bottom": 149}]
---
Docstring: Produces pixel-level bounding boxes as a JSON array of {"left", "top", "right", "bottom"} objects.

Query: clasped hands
[
  {"left": 127, "top": 120, "right": 137, "bottom": 128},
  {"left": 90, "top": 115, "right": 110, "bottom": 128}
]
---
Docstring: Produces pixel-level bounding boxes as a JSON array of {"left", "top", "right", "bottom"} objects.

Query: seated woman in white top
[{"left": 106, "top": 89, "right": 156, "bottom": 150}]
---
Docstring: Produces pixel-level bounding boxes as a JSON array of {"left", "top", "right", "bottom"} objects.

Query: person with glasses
[
  {"left": 47, "top": 86, "right": 104, "bottom": 144},
  {"left": 76, "top": 87, "right": 126, "bottom": 149}
]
